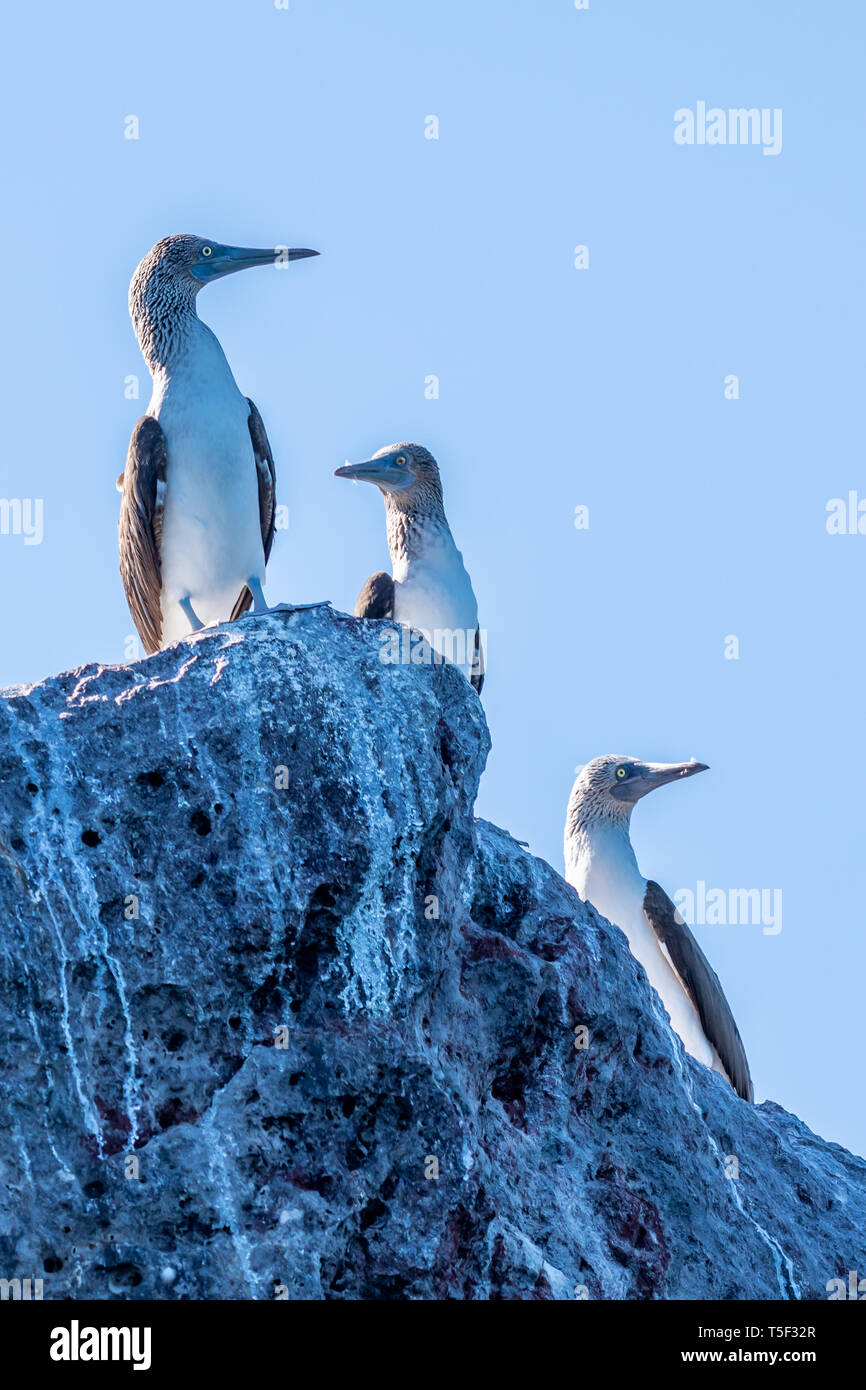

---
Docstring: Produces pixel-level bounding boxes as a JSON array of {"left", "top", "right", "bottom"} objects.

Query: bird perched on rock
[
  {"left": 335, "top": 443, "right": 484, "bottom": 691},
  {"left": 118, "top": 234, "right": 319, "bottom": 653},
  {"left": 564, "top": 756, "right": 753, "bottom": 1101}
]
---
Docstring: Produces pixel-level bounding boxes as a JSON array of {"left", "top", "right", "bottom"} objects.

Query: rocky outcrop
[{"left": 0, "top": 608, "right": 863, "bottom": 1299}]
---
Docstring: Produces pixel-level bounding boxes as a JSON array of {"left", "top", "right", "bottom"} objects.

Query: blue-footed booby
[
  {"left": 335, "top": 443, "right": 484, "bottom": 691},
  {"left": 118, "top": 234, "right": 319, "bottom": 653},
  {"left": 564, "top": 756, "right": 753, "bottom": 1101}
]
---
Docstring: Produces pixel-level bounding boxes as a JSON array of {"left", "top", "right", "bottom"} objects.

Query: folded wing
[
  {"left": 118, "top": 415, "right": 168, "bottom": 655},
  {"left": 231, "top": 398, "right": 277, "bottom": 621},
  {"left": 354, "top": 571, "right": 395, "bottom": 620},
  {"left": 643, "top": 878, "right": 753, "bottom": 1102}
]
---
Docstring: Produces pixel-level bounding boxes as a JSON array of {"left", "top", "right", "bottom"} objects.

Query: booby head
[
  {"left": 334, "top": 443, "right": 444, "bottom": 511},
  {"left": 569, "top": 755, "right": 709, "bottom": 827},
  {"left": 130, "top": 233, "right": 318, "bottom": 297},
  {"left": 128, "top": 234, "right": 319, "bottom": 368}
]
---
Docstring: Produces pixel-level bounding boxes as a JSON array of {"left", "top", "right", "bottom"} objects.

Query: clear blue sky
[{"left": 1, "top": 1, "right": 863, "bottom": 1155}]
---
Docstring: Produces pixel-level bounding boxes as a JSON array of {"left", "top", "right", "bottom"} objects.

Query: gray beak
[
  {"left": 334, "top": 456, "right": 413, "bottom": 491},
  {"left": 635, "top": 760, "right": 709, "bottom": 798},
  {"left": 192, "top": 244, "right": 319, "bottom": 282},
  {"left": 612, "top": 759, "right": 709, "bottom": 803}
]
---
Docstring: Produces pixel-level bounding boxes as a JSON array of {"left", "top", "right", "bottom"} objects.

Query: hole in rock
[{"left": 138, "top": 770, "right": 165, "bottom": 789}]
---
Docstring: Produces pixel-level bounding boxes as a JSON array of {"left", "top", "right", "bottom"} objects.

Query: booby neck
[
  {"left": 383, "top": 487, "right": 453, "bottom": 579},
  {"left": 130, "top": 287, "right": 240, "bottom": 426},
  {"left": 128, "top": 261, "right": 226, "bottom": 386},
  {"left": 564, "top": 785, "right": 641, "bottom": 886}
]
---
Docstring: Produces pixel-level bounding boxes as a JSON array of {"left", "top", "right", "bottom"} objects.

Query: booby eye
[
  {"left": 395, "top": 455, "right": 407, "bottom": 467},
  {"left": 615, "top": 766, "right": 628, "bottom": 779},
  {"left": 201, "top": 246, "right": 213, "bottom": 256}
]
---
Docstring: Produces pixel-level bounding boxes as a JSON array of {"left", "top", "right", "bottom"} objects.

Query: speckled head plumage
[
  {"left": 334, "top": 442, "right": 445, "bottom": 516},
  {"left": 128, "top": 233, "right": 318, "bottom": 370},
  {"left": 128, "top": 235, "right": 208, "bottom": 364},
  {"left": 129, "top": 233, "right": 212, "bottom": 301},
  {"left": 567, "top": 755, "right": 709, "bottom": 834}
]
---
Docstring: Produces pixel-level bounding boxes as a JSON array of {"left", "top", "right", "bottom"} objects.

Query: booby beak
[
  {"left": 613, "top": 759, "right": 709, "bottom": 803},
  {"left": 191, "top": 243, "right": 319, "bottom": 282},
  {"left": 334, "top": 454, "right": 414, "bottom": 493}
]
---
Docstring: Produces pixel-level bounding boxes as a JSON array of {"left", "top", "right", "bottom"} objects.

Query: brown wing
[
  {"left": 643, "top": 879, "right": 754, "bottom": 1102},
  {"left": 231, "top": 398, "right": 277, "bottom": 621},
  {"left": 470, "top": 625, "right": 485, "bottom": 694},
  {"left": 118, "top": 416, "right": 167, "bottom": 655},
  {"left": 354, "top": 571, "right": 394, "bottom": 620}
]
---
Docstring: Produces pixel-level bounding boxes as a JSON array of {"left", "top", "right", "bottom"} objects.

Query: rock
[{"left": 0, "top": 607, "right": 863, "bottom": 1300}]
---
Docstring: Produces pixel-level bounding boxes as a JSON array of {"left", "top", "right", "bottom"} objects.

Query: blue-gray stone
[{"left": 0, "top": 608, "right": 863, "bottom": 1300}]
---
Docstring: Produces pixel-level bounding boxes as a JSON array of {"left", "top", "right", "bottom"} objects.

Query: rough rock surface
[{"left": 0, "top": 608, "right": 863, "bottom": 1301}]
